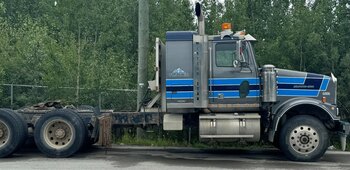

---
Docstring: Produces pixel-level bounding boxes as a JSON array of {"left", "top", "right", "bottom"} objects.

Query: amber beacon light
[{"left": 221, "top": 23, "right": 232, "bottom": 31}]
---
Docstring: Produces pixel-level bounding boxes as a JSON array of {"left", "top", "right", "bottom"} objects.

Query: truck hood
[{"left": 275, "top": 68, "right": 337, "bottom": 105}]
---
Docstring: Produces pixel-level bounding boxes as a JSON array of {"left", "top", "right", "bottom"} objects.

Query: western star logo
[{"left": 170, "top": 68, "right": 189, "bottom": 77}]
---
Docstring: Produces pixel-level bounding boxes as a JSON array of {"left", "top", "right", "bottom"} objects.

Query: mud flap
[
  {"left": 340, "top": 121, "right": 350, "bottom": 151},
  {"left": 97, "top": 114, "right": 112, "bottom": 148}
]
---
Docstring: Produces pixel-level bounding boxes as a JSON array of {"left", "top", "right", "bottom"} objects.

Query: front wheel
[{"left": 279, "top": 115, "right": 329, "bottom": 162}]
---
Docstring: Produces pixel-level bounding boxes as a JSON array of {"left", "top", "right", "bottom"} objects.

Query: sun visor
[{"left": 244, "top": 34, "right": 257, "bottom": 41}]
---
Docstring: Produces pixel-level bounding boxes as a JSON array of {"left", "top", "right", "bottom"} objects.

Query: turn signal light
[
  {"left": 221, "top": 23, "right": 232, "bottom": 31},
  {"left": 322, "top": 97, "right": 327, "bottom": 103}
]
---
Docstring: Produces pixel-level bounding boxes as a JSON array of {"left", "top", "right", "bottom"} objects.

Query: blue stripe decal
[
  {"left": 277, "top": 90, "right": 319, "bottom": 97},
  {"left": 209, "top": 90, "right": 260, "bottom": 98},
  {"left": 166, "top": 86, "right": 193, "bottom": 91},
  {"left": 166, "top": 79, "right": 193, "bottom": 86},
  {"left": 211, "top": 85, "right": 259, "bottom": 91},
  {"left": 166, "top": 75, "right": 329, "bottom": 98},
  {"left": 209, "top": 78, "right": 259, "bottom": 85},
  {"left": 166, "top": 78, "right": 259, "bottom": 86},
  {"left": 277, "top": 77, "right": 305, "bottom": 84},
  {"left": 166, "top": 91, "right": 193, "bottom": 99},
  {"left": 277, "top": 78, "right": 322, "bottom": 90},
  {"left": 277, "top": 75, "right": 330, "bottom": 97},
  {"left": 166, "top": 85, "right": 259, "bottom": 91},
  {"left": 320, "top": 77, "right": 330, "bottom": 91}
]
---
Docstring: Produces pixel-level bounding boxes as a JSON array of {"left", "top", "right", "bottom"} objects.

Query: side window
[{"left": 215, "top": 43, "right": 236, "bottom": 67}]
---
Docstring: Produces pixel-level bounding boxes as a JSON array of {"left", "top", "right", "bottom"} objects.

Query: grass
[
  {"left": 115, "top": 132, "right": 188, "bottom": 147},
  {"left": 113, "top": 127, "right": 350, "bottom": 151},
  {"left": 113, "top": 127, "right": 274, "bottom": 149},
  {"left": 330, "top": 134, "right": 350, "bottom": 151}
]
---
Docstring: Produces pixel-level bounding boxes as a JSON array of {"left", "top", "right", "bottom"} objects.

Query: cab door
[{"left": 209, "top": 40, "right": 259, "bottom": 110}]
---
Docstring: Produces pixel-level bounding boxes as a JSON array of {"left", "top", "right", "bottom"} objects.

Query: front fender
[{"left": 268, "top": 97, "right": 339, "bottom": 142}]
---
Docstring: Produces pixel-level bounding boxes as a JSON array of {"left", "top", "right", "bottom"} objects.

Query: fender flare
[{"left": 268, "top": 97, "right": 339, "bottom": 142}]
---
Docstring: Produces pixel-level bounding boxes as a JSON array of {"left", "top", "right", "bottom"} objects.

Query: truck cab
[
  {"left": 164, "top": 28, "right": 260, "bottom": 113},
  {"left": 146, "top": 3, "right": 349, "bottom": 162}
]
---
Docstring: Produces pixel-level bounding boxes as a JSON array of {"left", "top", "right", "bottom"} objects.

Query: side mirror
[
  {"left": 235, "top": 40, "right": 250, "bottom": 69},
  {"left": 236, "top": 40, "right": 242, "bottom": 61}
]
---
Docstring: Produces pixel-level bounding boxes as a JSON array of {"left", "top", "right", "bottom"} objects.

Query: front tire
[
  {"left": 34, "top": 109, "right": 86, "bottom": 158},
  {"left": 279, "top": 115, "right": 329, "bottom": 161}
]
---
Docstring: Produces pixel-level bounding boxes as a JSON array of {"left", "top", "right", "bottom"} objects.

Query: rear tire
[
  {"left": 34, "top": 109, "right": 86, "bottom": 158},
  {"left": 0, "top": 109, "right": 28, "bottom": 157},
  {"left": 279, "top": 115, "right": 329, "bottom": 161}
]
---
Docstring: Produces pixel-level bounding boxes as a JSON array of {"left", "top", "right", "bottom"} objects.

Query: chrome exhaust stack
[{"left": 195, "top": 3, "right": 205, "bottom": 36}]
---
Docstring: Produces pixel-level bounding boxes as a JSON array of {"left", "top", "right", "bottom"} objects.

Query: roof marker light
[{"left": 221, "top": 23, "right": 232, "bottom": 31}]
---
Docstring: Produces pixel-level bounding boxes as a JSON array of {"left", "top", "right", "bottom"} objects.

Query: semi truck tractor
[{"left": 0, "top": 3, "right": 349, "bottom": 161}]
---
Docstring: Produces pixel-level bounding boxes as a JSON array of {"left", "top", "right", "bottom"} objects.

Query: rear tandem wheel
[
  {"left": 34, "top": 109, "right": 87, "bottom": 158},
  {"left": 0, "top": 109, "right": 28, "bottom": 158}
]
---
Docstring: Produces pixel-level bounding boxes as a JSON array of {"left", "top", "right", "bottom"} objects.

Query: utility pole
[
  {"left": 76, "top": 25, "right": 81, "bottom": 105},
  {"left": 137, "top": 0, "right": 149, "bottom": 111}
]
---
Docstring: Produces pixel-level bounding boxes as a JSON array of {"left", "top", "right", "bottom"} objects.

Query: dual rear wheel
[
  {"left": 0, "top": 108, "right": 90, "bottom": 158},
  {"left": 0, "top": 109, "right": 28, "bottom": 158},
  {"left": 34, "top": 109, "right": 87, "bottom": 158}
]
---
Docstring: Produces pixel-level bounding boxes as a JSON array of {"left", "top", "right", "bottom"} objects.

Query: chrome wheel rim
[
  {"left": 0, "top": 120, "right": 10, "bottom": 148},
  {"left": 289, "top": 125, "right": 320, "bottom": 154},
  {"left": 43, "top": 119, "right": 74, "bottom": 149}
]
